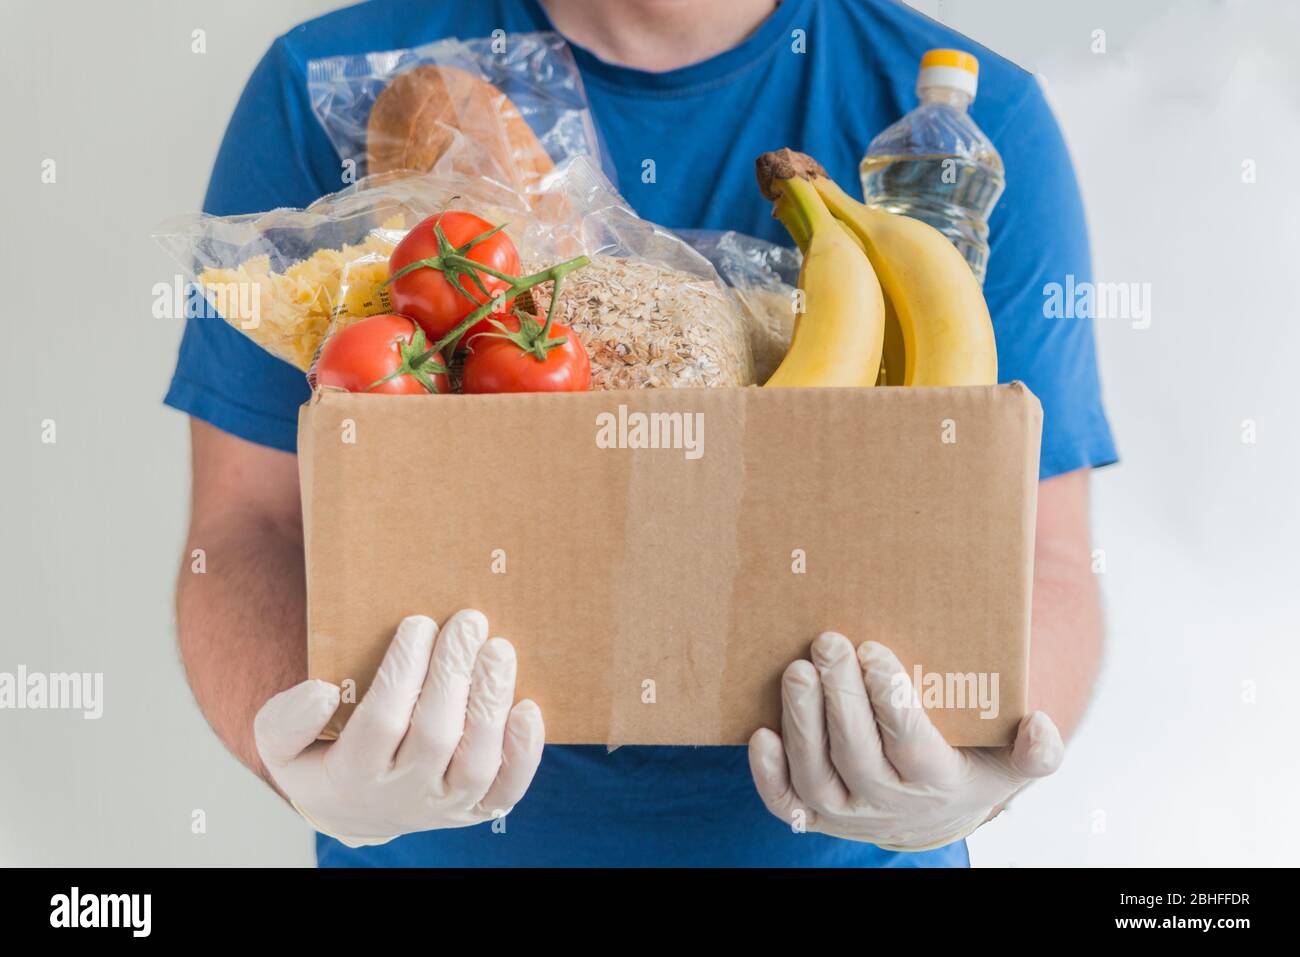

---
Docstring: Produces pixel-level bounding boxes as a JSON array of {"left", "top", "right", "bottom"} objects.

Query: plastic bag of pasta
[{"left": 151, "top": 162, "right": 531, "bottom": 372}]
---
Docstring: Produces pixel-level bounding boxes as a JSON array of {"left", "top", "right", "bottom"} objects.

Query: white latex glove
[
  {"left": 254, "top": 610, "right": 544, "bottom": 847},
  {"left": 748, "top": 632, "right": 1064, "bottom": 852}
]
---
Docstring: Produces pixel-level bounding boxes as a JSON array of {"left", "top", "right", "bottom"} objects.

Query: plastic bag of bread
[{"left": 307, "top": 32, "right": 602, "bottom": 196}]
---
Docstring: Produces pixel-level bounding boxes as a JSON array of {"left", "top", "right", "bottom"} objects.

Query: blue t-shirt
[{"left": 166, "top": 0, "right": 1116, "bottom": 867}]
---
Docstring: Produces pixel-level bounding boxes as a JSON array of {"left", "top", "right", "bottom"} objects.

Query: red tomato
[
  {"left": 387, "top": 211, "right": 521, "bottom": 348},
  {"left": 315, "top": 314, "right": 451, "bottom": 394},
  {"left": 462, "top": 315, "right": 591, "bottom": 393}
]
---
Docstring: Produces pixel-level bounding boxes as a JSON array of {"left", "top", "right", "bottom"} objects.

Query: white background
[{"left": 0, "top": 0, "right": 1296, "bottom": 866}]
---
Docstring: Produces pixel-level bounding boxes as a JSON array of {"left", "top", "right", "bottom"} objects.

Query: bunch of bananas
[{"left": 756, "top": 149, "right": 997, "bottom": 388}]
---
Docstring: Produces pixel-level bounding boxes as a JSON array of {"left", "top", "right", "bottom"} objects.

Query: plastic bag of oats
[
  {"left": 521, "top": 159, "right": 755, "bottom": 389},
  {"left": 680, "top": 229, "right": 802, "bottom": 384}
]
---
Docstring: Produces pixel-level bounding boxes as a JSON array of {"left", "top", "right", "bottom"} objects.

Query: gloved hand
[
  {"left": 748, "top": 632, "right": 1064, "bottom": 851},
  {"left": 254, "top": 610, "right": 544, "bottom": 847}
]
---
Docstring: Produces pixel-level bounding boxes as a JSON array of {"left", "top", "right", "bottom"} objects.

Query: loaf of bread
[{"left": 366, "top": 64, "right": 555, "bottom": 192}]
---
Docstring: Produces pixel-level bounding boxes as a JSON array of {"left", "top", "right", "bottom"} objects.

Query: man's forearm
[
  {"left": 177, "top": 510, "right": 307, "bottom": 781},
  {"left": 1027, "top": 470, "right": 1104, "bottom": 740}
]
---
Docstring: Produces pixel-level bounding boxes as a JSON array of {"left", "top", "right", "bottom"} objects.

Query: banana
[
  {"left": 811, "top": 171, "right": 998, "bottom": 386},
  {"left": 756, "top": 152, "right": 885, "bottom": 388},
  {"left": 879, "top": 297, "right": 905, "bottom": 385}
]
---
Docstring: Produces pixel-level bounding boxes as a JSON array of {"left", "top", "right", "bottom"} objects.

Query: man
[{"left": 169, "top": 0, "right": 1115, "bottom": 866}]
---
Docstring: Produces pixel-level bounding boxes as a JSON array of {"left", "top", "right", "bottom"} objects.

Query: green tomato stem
[{"left": 421, "top": 253, "right": 590, "bottom": 359}]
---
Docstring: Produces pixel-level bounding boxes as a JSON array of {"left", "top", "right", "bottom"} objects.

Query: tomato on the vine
[
  {"left": 386, "top": 211, "right": 521, "bottom": 348},
  {"left": 462, "top": 313, "right": 591, "bottom": 394},
  {"left": 315, "top": 313, "right": 451, "bottom": 394}
]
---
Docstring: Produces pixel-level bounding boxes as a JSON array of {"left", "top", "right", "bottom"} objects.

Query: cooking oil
[{"left": 859, "top": 50, "right": 1005, "bottom": 284}]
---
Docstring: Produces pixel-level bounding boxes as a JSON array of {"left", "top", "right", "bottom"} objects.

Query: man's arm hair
[
  {"left": 1028, "top": 468, "right": 1104, "bottom": 740},
  {"left": 177, "top": 419, "right": 307, "bottom": 782}
]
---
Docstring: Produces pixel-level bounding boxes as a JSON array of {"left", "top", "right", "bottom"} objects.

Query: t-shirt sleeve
[
  {"left": 163, "top": 37, "right": 338, "bottom": 453},
  {"left": 982, "top": 81, "right": 1118, "bottom": 480}
]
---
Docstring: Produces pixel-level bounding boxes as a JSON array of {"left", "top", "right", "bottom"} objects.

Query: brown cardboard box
[{"left": 299, "top": 382, "right": 1041, "bottom": 747}]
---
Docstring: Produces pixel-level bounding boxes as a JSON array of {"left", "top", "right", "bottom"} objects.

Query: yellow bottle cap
[{"left": 917, "top": 48, "right": 980, "bottom": 99}]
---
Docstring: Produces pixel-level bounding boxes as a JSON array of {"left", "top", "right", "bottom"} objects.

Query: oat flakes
[{"left": 527, "top": 256, "right": 755, "bottom": 389}]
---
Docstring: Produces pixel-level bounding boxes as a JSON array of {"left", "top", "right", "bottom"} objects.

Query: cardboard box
[{"left": 299, "top": 383, "right": 1041, "bottom": 747}]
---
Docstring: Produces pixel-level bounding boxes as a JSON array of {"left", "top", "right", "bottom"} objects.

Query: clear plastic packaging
[
  {"left": 681, "top": 230, "right": 801, "bottom": 384},
  {"left": 307, "top": 32, "right": 603, "bottom": 196},
  {"left": 521, "top": 160, "right": 754, "bottom": 388},
  {"left": 152, "top": 157, "right": 533, "bottom": 371},
  {"left": 153, "top": 155, "right": 754, "bottom": 388}
]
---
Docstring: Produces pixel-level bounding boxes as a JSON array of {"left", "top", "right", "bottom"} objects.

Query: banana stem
[
  {"left": 772, "top": 176, "right": 837, "bottom": 253},
  {"left": 773, "top": 192, "right": 811, "bottom": 252}
]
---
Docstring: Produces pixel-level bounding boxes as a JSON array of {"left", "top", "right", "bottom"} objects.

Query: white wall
[
  {"left": 913, "top": 0, "right": 1300, "bottom": 867},
  {"left": 0, "top": 0, "right": 332, "bottom": 868},
  {"left": 1, "top": 0, "right": 1294, "bottom": 866}
]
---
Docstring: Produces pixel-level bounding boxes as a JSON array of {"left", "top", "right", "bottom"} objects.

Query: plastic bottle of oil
[{"left": 860, "top": 49, "right": 1005, "bottom": 285}]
